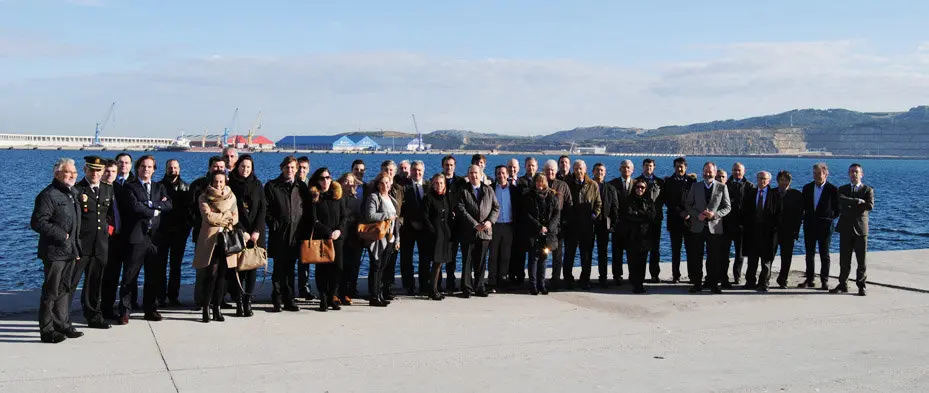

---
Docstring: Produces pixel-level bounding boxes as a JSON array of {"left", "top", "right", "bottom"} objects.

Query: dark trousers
[
  {"left": 610, "top": 230, "right": 629, "bottom": 281},
  {"left": 296, "top": 261, "right": 311, "bottom": 297},
  {"left": 272, "top": 255, "right": 298, "bottom": 307},
  {"left": 381, "top": 242, "right": 400, "bottom": 293},
  {"left": 120, "top": 239, "right": 160, "bottom": 314},
  {"left": 368, "top": 245, "right": 389, "bottom": 299},
  {"left": 594, "top": 224, "right": 611, "bottom": 281},
  {"left": 315, "top": 239, "right": 344, "bottom": 298},
  {"left": 549, "top": 235, "right": 565, "bottom": 284},
  {"left": 228, "top": 269, "right": 256, "bottom": 301},
  {"left": 101, "top": 234, "right": 126, "bottom": 316},
  {"left": 201, "top": 247, "right": 228, "bottom": 307},
  {"left": 687, "top": 229, "right": 724, "bottom": 288},
  {"left": 775, "top": 233, "right": 796, "bottom": 285},
  {"left": 509, "top": 227, "right": 527, "bottom": 282},
  {"left": 564, "top": 231, "right": 595, "bottom": 283},
  {"left": 445, "top": 237, "right": 462, "bottom": 291},
  {"left": 488, "top": 223, "right": 513, "bottom": 289},
  {"left": 39, "top": 259, "right": 74, "bottom": 334},
  {"left": 628, "top": 247, "right": 647, "bottom": 287},
  {"left": 461, "top": 237, "right": 490, "bottom": 293},
  {"left": 646, "top": 223, "right": 662, "bottom": 279},
  {"left": 157, "top": 230, "right": 189, "bottom": 302},
  {"left": 803, "top": 223, "right": 834, "bottom": 284},
  {"left": 726, "top": 229, "right": 744, "bottom": 283},
  {"left": 71, "top": 254, "right": 107, "bottom": 320},
  {"left": 340, "top": 236, "right": 364, "bottom": 298},
  {"left": 528, "top": 247, "right": 547, "bottom": 292},
  {"left": 668, "top": 228, "right": 685, "bottom": 279},
  {"left": 839, "top": 232, "right": 867, "bottom": 288},
  {"left": 745, "top": 231, "right": 777, "bottom": 287},
  {"left": 400, "top": 227, "right": 429, "bottom": 291}
]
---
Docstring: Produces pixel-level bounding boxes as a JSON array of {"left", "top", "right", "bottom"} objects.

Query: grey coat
[
  {"left": 456, "top": 182, "right": 500, "bottom": 241},
  {"left": 363, "top": 192, "right": 401, "bottom": 262},
  {"left": 685, "top": 180, "right": 731, "bottom": 235}
]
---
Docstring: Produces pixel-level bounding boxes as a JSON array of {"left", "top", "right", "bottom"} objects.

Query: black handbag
[{"left": 220, "top": 227, "right": 247, "bottom": 256}]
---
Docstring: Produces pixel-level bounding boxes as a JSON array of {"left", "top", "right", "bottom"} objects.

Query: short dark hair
[
  {"left": 849, "top": 163, "right": 862, "bottom": 171},
  {"left": 351, "top": 159, "right": 365, "bottom": 169},
  {"left": 209, "top": 170, "right": 227, "bottom": 184},
  {"left": 777, "top": 170, "right": 792, "bottom": 182},
  {"left": 208, "top": 155, "right": 224, "bottom": 168},
  {"left": 115, "top": 152, "right": 132, "bottom": 162},
  {"left": 104, "top": 159, "right": 117, "bottom": 168},
  {"left": 593, "top": 162, "right": 605, "bottom": 171},
  {"left": 441, "top": 155, "right": 456, "bottom": 166},
  {"left": 297, "top": 156, "right": 310, "bottom": 165},
  {"left": 494, "top": 165, "right": 507, "bottom": 174},
  {"left": 134, "top": 155, "right": 156, "bottom": 172},
  {"left": 642, "top": 158, "right": 655, "bottom": 166},
  {"left": 558, "top": 155, "right": 570, "bottom": 162},
  {"left": 279, "top": 155, "right": 297, "bottom": 169},
  {"left": 673, "top": 157, "right": 687, "bottom": 167},
  {"left": 165, "top": 158, "right": 179, "bottom": 167},
  {"left": 471, "top": 154, "right": 486, "bottom": 165},
  {"left": 703, "top": 161, "right": 716, "bottom": 169},
  {"left": 525, "top": 156, "right": 537, "bottom": 165}
]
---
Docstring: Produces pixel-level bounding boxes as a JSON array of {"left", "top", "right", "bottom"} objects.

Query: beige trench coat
[{"left": 192, "top": 186, "right": 240, "bottom": 269}]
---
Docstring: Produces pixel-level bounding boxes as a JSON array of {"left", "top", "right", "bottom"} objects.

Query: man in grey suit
[
  {"left": 684, "top": 162, "right": 731, "bottom": 293},
  {"left": 832, "top": 163, "right": 874, "bottom": 296},
  {"left": 457, "top": 165, "right": 500, "bottom": 298}
]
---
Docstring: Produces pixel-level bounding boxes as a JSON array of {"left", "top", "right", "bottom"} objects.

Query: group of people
[{"left": 30, "top": 148, "right": 874, "bottom": 343}]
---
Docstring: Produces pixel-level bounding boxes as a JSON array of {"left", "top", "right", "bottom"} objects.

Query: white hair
[
  {"left": 620, "top": 159, "right": 634, "bottom": 168},
  {"left": 543, "top": 159, "right": 558, "bottom": 170},
  {"left": 53, "top": 157, "right": 75, "bottom": 173},
  {"left": 399, "top": 160, "right": 410, "bottom": 166},
  {"left": 573, "top": 159, "right": 586, "bottom": 168},
  {"left": 756, "top": 171, "right": 772, "bottom": 179},
  {"left": 813, "top": 162, "right": 828, "bottom": 171},
  {"left": 411, "top": 160, "right": 424, "bottom": 169}
]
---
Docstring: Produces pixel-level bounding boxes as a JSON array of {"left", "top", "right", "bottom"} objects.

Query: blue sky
[{"left": 2, "top": 0, "right": 928, "bottom": 137}]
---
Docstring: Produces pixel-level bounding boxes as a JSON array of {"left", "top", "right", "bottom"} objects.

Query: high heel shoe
[
  {"left": 211, "top": 306, "right": 225, "bottom": 322},
  {"left": 201, "top": 306, "right": 210, "bottom": 323}
]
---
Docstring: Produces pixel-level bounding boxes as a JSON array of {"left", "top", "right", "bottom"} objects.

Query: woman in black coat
[
  {"left": 524, "top": 174, "right": 560, "bottom": 295},
  {"left": 627, "top": 178, "right": 657, "bottom": 294},
  {"left": 227, "top": 154, "right": 266, "bottom": 317},
  {"left": 423, "top": 174, "right": 452, "bottom": 301},
  {"left": 337, "top": 172, "right": 364, "bottom": 305},
  {"left": 307, "top": 167, "right": 348, "bottom": 312}
]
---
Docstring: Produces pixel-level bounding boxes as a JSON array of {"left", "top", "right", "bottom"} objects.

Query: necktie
[
  {"left": 416, "top": 184, "right": 422, "bottom": 202},
  {"left": 92, "top": 186, "right": 98, "bottom": 196},
  {"left": 757, "top": 189, "right": 764, "bottom": 210},
  {"left": 474, "top": 187, "right": 480, "bottom": 200},
  {"left": 144, "top": 182, "right": 151, "bottom": 199}
]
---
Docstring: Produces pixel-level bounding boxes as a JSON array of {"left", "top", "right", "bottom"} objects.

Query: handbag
[
  {"left": 220, "top": 227, "right": 247, "bottom": 256},
  {"left": 300, "top": 225, "right": 335, "bottom": 264},
  {"left": 357, "top": 220, "right": 390, "bottom": 242},
  {"left": 237, "top": 245, "right": 268, "bottom": 271}
]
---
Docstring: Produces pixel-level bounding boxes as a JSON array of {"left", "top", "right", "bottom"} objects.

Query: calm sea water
[{"left": 2, "top": 150, "right": 925, "bottom": 290}]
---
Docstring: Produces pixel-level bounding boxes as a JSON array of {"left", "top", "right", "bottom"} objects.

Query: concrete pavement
[{"left": 1, "top": 249, "right": 928, "bottom": 392}]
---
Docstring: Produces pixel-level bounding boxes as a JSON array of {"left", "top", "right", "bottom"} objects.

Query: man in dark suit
[
  {"left": 72, "top": 156, "right": 114, "bottom": 329},
  {"left": 156, "top": 159, "right": 190, "bottom": 306},
  {"left": 489, "top": 165, "right": 520, "bottom": 292},
  {"left": 663, "top": 157, "right": 694, "bottom": 283},
  {"left": 510, "top": 157, "right": 539, "bottom": 284},
  {"left": 592, "top": 163, "right": 618, "bottom": 288},
  {"left": 400, "top": 160, "right": 430, "bottom": 295},
  {"left": 741, "top": 171, "right": 780, "bottom": 291},
  {"left": 563, "top": 160, "right": 602, "bottom": 290},
  {"left": 118, "top": 155, "right": 173, "bottom": 324},
  {"left": 457, "top": 164, "right": 500, "bottom": 298},
  {"left": 636, "top": 158, "right": 664, "bottom": 282},
  {"left": 609, "top": 160, "right": 637, "bottom": 286},
  {"left": 832, "top": 163, "right": 874, "bottom": 296},
  {"left": 440, "top": 155, "right": 463, "bottom": 293},
  {"left": 775, "top": 170, "right": 803, "bottom": 289},
  {"left": 101, "top": 152, "right": 135, "bottom": 319},
  {"left": 685, "top": 162, "right": 731, "bottom": 293},
  {"left": 800, "top": 162, "right": 840, "bottom": 290},
  {"left": 31, "top": 158, "right": 83, "bottom": 343},
  {"left": 724, "top": 162, "right": 755, "bottom": 287}
]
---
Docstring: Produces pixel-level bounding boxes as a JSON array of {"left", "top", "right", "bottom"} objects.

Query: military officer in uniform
[{"left": 71, "top": 156, "right": 114, "bottom": 329}]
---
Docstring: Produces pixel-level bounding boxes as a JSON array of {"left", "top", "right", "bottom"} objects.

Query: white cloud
[{"left": 1, "top": 41, "right": 927, "bottom": 137}]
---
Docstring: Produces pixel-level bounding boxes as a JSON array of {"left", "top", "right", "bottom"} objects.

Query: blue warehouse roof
[{"left": 276, "top": 135, "right": 343, "bottom": 145}]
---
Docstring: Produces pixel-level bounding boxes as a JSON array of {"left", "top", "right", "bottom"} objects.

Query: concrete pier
[{"left": 1, "top": 249, "right": 928, "bottom": 392}]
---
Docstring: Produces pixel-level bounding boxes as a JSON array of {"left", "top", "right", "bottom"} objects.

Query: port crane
[
  {"left": 246, "top": 111, "right": 262, "bottom": 148},
  {"left": 92, "top": 102, "right": 116, "bottom": 146},
  {"left": 411, "top": 114, "right": 424, "bottom": 151},
  {"left": 222, "top": 108, "right": 239, "bottom": 148}
]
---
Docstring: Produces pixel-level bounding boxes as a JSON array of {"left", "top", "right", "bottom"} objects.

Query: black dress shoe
[
  {"left": 598, "top": 279, "right": 608, "bottom": 289},
  {"left": 565, "top": 279, "right": 576, "bottom": 290},
  {"left": 144, "top": 311, "right": 163, "bottom": 322},
  {"left": 168, "top": 298, "right": 183, "bottom": 307},
  {"left": 797, "top": 281, "right": 815, "bottom": 288},
  {"left": 580, "top": 282, "right": 592, "bottom": 290},
  {"left": 383, "top": 292, "right": 396, "bottom": 301},
  {"left": 283, "top": 304, "right": 300, "bottom": 312},
  {"left": 540, "top": 288, "right": 549, "bottom": 295},
  {"left": 87, "top": 319, "right": 111, "bottom": 329},
  {"left": 59, "top": 328, "right": 84, "bottom": 338},
  {"left": 743, "top": 282, "right": 757, "bottom": 290},
  {"left": 710, "top": 286, "right": 722, "bottom": 294},
  {"left": 475, "top": 290, "right": 489, "bottom": 298},
  {"left": 529, "top": 289, "right": 539, "bottom": 296},
  {"left": 369, "top": 298, "right": 389, "bottom": 307},
  {"left": 818, "top": 283, "right": 830, "bottom": 291},
  {"left": 406, "top": 288, "right": 417, "bottom": 296},
  {"left": 41, "top": 331, "right": 67, "bottom": 343},
  {"left": 732, "top": 278, "right": 742, "bottom": 286},
  {"left": 689, "top": 285, "right": 703, "bottom": 293},
  {"left": 671, "top": 276, "right": 681, "bottom": 284},
  {"left": 211, "top": 306, "right": 225, "bottom": 322},
  {"left": 614, "top": 277, "right": 624, "bottom": 287},
  {"left": 648, "top": 277, "right": 661, "bottom": 284},
  {"left": 458, "top": 290, "right": 472, "bottom": 299},
  {"left": 721, "top": 282, "right": 734, "bottom": 290},
  {"left": 858, "top": 287, "right": 867, "bottom": 296},
  {"left": 633, "top": 286, "right": 646, "bottom": 294},
  {"left": 829, "top": 285, "right": 849, "bottom": 294},
  {"left": 776, "top": 280, "right": 788, "bottom": 289},
  {"left": 756, "top": 286, "right": 769, "bottom": 293},
  {"left": 269, "top": 304, "right": 282, "bottom": 313}
]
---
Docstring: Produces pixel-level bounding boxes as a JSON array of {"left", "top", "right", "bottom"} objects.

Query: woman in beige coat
[{"left": 193, "top": 171, "right": 239, "bottom": 323}]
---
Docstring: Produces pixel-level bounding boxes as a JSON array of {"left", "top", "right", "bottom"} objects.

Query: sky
[{"left": 1, "top": 0, "right": 928, "bottom": 138}]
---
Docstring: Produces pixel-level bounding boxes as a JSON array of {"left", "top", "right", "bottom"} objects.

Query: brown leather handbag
[
  {"left": 300, "top": 226, "right": 334, "bottom": 264},
  {"left": 357, "top": 220, "right": 390, "bottom": 242}
]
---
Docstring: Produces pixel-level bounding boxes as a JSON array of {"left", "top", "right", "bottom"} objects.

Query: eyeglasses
[
  {"left": 635, "top": 186, "right": 647, "bottom": 190},
  {"left": 320, "top": 176, "right": 331, "bottom": 180}
]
